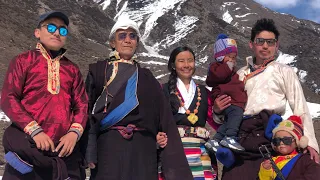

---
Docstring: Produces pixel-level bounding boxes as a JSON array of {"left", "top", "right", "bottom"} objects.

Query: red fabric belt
[{"left": 109, "top": 124, "right": 146, "bottom": 139}]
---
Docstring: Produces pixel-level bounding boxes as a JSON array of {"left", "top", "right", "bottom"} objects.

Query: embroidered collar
[
  {"left": 108, "top": 50, "right": 137, "bottom": 64},
  {"left": 36, "top": 43, "right": 66, "bottom": 94},
  {"left": 105, "top": 50, "right": 138, "bottom": 87},
  {"left": 243, "top": 56, "right": 275, "bottom": 83}
]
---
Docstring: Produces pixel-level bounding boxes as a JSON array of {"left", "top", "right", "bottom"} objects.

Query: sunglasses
[
  {"left": 272, "top": 136, "right": 294, "bottom": 146},
  {"left": 118, "top": 32, "right": 138, "bottom": 41},
  {"left": 42, "top": 23, "right": 68, "bottom": 36},
  {"left": 254, "top": 38, "right": 277, "bottom": 46}
]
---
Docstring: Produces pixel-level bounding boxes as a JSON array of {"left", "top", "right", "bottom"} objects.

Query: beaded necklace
[{"left": 175, "top": 85, "right": 201, "bottom": 124}]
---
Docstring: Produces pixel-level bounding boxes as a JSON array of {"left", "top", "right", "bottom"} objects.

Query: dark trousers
[
  {"left": 2, "top": 124, "right": 86, "bottom": 180},
  {"left": 214, "top": 105, "right": 244, "bottom": 140},
  {"left": 222, "top": 110, "right": 272, "bottom": 180}
]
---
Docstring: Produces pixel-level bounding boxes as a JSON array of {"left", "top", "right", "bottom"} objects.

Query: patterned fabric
[
  {"left": 36, "top": 43, "right": 65, "bottom": 94},
  {"left": 24, "top": 121, "right": 41, "bottom": 135},
  {"left": 1, "top": 45, "right": 88, "bottom": 142},
  {"left": 182, "top": 137, "right": 216, "bottom": 180},
  {"left": 177, "top": 126, "right": 210, "bottom": 140}
]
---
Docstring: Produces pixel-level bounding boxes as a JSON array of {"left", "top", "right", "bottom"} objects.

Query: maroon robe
[
  {"left": 1, "top": 44, "right": 88, "bottom": 179},
  {"left": 206, "top": 62, "right": 247, "bottom": 109},
  {"left": 0, "top": 44, "right": 88, "bottom": 142}
]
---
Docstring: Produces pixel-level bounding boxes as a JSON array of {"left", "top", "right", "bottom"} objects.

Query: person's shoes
[
  {"left": 205, "top": 139, "right": 222, "bottom": 153},
  {"left": 220, "top": 137, "right": 245, "bottom": 151}
]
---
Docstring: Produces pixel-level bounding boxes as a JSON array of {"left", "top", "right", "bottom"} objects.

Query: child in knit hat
[
  {"left": 205, "top": 34, "right": 247, "bottom": 152},
  {"left": 259, "top": 115, "right": 320, "bottom": 180}
]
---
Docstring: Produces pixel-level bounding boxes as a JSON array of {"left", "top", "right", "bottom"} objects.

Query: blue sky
[{"left": 254, "top": 0, "right": 320, "bottom": 23}]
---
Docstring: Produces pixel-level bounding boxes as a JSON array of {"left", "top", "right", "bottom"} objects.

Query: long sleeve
[
  {"left": 68, "top": 68, "right": 88, "bottom": 139},
  {"left": 258, "top": 164, "right": 274, "bottom": 180},
  {"left": 206, "top": 62, "right": 232, "bottom": 87},
  {"left": 0, "top": 55, "right": 42, "bottom": 135},
  {"left": 84, "top": 72, "right": 98, "bottom": 164},
  {"left": 281, "top": 66, "right": 319, "bottom": 152}
]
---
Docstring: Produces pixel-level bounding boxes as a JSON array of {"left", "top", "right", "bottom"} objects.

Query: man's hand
[
  {"left": 33, "top": 132, "right": 55, "bottom": 152},
  {"left": 261, "top": 159, "right": 272, "bottom": 170},
  {"left": 213, "top": 95, "right": 231, "bottom": 114},
  {"left": 156, "top": 132, "right": 167, "bottom": 148},
  {"left": 55, "top": 132, "right": 78, "bottom": 157},
  {"left": 304, "top": 146, "right": 320, "bottom": 164}
]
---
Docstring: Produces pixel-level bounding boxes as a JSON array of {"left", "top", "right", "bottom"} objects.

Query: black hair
[
  {"left": 251, "top": 18, "right": 280, "bottom": 41},
  {"left": 167, "top": 46, "right": 195, "bottom": 114}
]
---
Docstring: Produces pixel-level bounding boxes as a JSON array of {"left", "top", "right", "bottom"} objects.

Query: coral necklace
[{"left": 175, "top": 85, "right": 201, "bottom": 124}]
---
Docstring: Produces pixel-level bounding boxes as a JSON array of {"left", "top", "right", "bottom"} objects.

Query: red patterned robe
[{"left": 0, "top": 43, "right": 88, "bottom": 143}]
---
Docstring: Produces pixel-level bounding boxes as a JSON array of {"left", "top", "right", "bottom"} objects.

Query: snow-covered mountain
[{"left": 0, "top": 0, "right": 319, "bottom": 101}]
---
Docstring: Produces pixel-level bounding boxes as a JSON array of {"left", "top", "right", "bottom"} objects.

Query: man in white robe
[{"left": 212, "top": 18, "right": 319, "bottom": 180}]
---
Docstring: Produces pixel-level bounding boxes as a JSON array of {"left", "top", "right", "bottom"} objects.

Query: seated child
[
  {"left": 259, "top": 115, "right": 320, "bottom": 180},
  {"left": 205, "top": 34, "right": 247, "bottom": 152}
]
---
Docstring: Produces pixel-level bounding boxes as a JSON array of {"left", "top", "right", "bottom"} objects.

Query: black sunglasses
[
  {"left": 118, "top": 32, "right": 137, "bottom": 41},
  {"left": 42, "top": 23, "right": 68, "bottom": 36},
  {"left": 272, "top": 136, "right": 294, "bottom": 146},
  {"left": 254, "top": 38, "right": 277, "bottom": 46}
]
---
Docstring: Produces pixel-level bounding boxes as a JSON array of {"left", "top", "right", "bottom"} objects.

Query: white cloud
[
  {"left": 310, "top": 0, "right": 320, "bottom": 9},
  {"left": 254, "top": 0, "right": 300, "bottom": 9}
]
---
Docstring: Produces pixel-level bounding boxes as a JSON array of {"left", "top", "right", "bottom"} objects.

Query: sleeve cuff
[
  {"left": 24, "top": 121, "right": 42, "bottom": 136},
  {"left": 68, "top": 123, "right": 84, "bottom": 141}
]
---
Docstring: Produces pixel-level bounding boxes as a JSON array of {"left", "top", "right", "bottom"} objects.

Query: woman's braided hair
[{"left": 167, "top": 46, "right": 195, "bottom": 114}]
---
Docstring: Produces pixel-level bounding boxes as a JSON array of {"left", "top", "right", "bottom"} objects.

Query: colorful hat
[
  {"left": 213, "top": 34, "right": 238, "bottom": 62},
  {"left": 272, "top": 115, "right": 309, "bottom": 149},
  {"left": 109, "top": 16, "right": 141, "bottom": 39}
]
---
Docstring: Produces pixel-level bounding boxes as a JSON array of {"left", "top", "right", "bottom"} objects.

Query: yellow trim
[
  {"left": 36, "top": 43, "right": 65, "bottom": 94},
  {"left": 69, "top": 123, "right": 84, "bottom": 135},
  {"left": 24, "top": 121, "right": 41, "bottom": 135}
]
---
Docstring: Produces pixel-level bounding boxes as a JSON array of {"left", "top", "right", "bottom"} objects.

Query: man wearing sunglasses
[
  {"left": 84, "top": 16, "right": 192, "bottom": 180},
  {"left": 212, "top": 18, "right": 319, "bottom": 179},
  {"left": 1, "top": 11, "right": 88, "bottom": 179}
]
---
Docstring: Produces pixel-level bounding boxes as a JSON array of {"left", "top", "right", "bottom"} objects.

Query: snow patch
[
  {"left": 276, "top": 51, "right": 297, "bottom": 65},
  {"left": 235, "top": 13, "right": 257, "bottom": 18},
  {"left": 199, "top": 55, "right": 208, "bottom": 63},
  {"left": 193, "top": 75, "right": 206, "bottom": 81},
  {"left": 283, "top": 102, "right": 320, "bottom": 119},
  {"left": 298, "top": 70, "right": 307, "bottom": 83},
  {"left": 156, "top": 73, "right": 170, "bottom": 79},
  {"left": 138, "top": 60, "right": 167, "bottom": 66},
  {"left": 223, "top": 10, "right": 233, "bottom": 24},
  {"left": 138, "top": 52, "right": 168, "bottom": 60},
  {"left": 155, "top": 15, "right": 198, "bottom": 49},
  {"left": 0, "top": 111, "right": 10, "bottom": 122}
]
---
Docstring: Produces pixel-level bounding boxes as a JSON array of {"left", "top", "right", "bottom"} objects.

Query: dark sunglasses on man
[
  {"left": 42, "top": 23, "right": 68, "bottom": 36},
  {"left": 254, "top": 38, "right": 277, "bottom": 46},
  {"left": 118, "top": 32, "right": 138, "bottom": 41},
  {"left": 272, "top": 136, "right": 295, "bottom": 146}
]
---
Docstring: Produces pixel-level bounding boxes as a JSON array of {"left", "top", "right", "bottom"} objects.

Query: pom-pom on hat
[
  {"left": 213, "top": 34, "right": 238, "bottom": 62},
  {"left": 272, "top": 115, "right": 309, "bottom": 149},
  {"left": 109, "top": 16, "right": 141, "bottom": 39}
]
